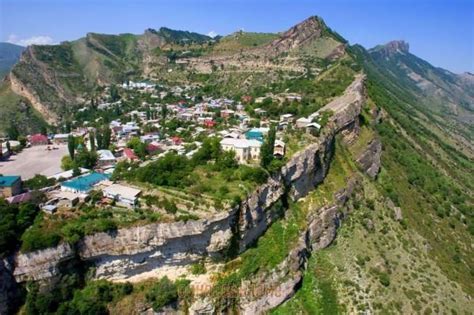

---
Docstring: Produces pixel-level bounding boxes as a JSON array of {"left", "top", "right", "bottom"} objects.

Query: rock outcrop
[
  {"left": 356, "top": 138, "right": 382, "bottom": 179},
  {"left": 0, "top": 259, "right": 21, "bottom": 315}
]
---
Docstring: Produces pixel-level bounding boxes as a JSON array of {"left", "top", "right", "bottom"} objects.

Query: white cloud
[
  {"left": 207, "top": 31, "right": 218, "bottom": 38},
  {"left": 7, "top": 34, "right": 55, "bottom": 46}
]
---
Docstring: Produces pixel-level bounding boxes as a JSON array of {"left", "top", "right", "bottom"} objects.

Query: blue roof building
[
  {"left": 0, "top": 176, "right": 21, "bottom": 187},
  {"left": 0, "top": 175, "right": 22, "bottom": 198},
  {"left": 61, "top": 172, "right": 110, "bottom": 193},
  {"left": 245, "top": 129, "right": 264, "bottom": 142}
]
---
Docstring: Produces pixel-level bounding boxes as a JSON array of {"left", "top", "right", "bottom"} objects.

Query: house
[
  {"left": 254, "top": 108, "right": 267, "bottom": 116},
  {"left": 29, "top": 134, "right": 49, "bottom": 146},
  {"left": 52, "top": 191, "right": 80, "bottom": 208},
  {"left": 220, "top": 138, "right": 261, "bottom": 164},
  {"left": 306, "top": 122, "right": 321, "bottom": 134},
  {"left": 279, "top": 114, "right": 294, "bottom": 123},
  {"left": 97, "top": 150, "right": 116, "bottom": 167},
  {"left": 123, "top": 148, "right": 138, "bottom": 162},
  {"left": 42, "top": 204, "right": 57, "bottom": 215},
  {"left": 221, "top": 109, "right": 235, "bottom": 118},
  {"left": 171, "top": 136, "right": 182, "bottom": 145},
  {"left": 146, "top": 143, "right": 161, "bottom": 155},
  {"left": 61, "top": 172, "right": 110, "bottom": 193},
  {"left": 103, "top": 184, "right": 141, "bottom": 208},
  {"left": 296, "top": 117, "right": 312, "bottom": 128},
  {"left": 6, "top": 191, "right": 32, "bottom": 204},
  {"left": 53, "top": 134, "right": 69, "bottom": 144},
  {"left": 274, "top": 140, "right": 286, "bottom": 158},
  {"left": 203, "top": 120, "right": 216, "bottom": 128},
  {"left": 0, "top": 175, "right": 22, "bottom": 198}
]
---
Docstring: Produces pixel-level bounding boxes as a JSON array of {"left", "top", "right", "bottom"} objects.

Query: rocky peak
[
  {"left": 370, "top": 40, "right": 410, "bottom": 58},
  {"left": 267, "top": 16, "right": 326, "bottom": 53}
]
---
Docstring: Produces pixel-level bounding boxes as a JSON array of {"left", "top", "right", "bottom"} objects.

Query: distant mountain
[
  {"left": 0, "top": 42, "right": 25, "bottom": 79},
  {"left": 368, "top": 40, "right": 474, "bottom": 122}
]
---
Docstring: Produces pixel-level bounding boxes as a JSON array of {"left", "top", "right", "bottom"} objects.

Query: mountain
[
  {"left": 0, "top": 16, "right": 473, "bottom": 315},
  {"left": 0, "top": 16, "right": 348, "bottom": 133},
  {"left": 0, "top": 42, "right": 25, "bottom": 78}
]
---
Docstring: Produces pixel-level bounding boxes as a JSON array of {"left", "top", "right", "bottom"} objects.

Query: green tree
[
  {"left": 89, "top": 131, "right": 96, "bottom": 152},
  {"left": 7, "top": 124, "right": 19, "bottom": 140},
  {"left": 23, "top": 175, "right": 55, "bottom": 190},
  {"left": 96, "top": 130, "right": 103, "bottom": 150},
  {"left": 103, "top": 127, "right": 112, "bottom": 149},
  {"left": 260, "top": 124, "right": 276, "bottom": 169},
  {"left": 146, "top": 277, "right": 178, "bottom": 311},
  {"left": 74, "top": 150, "right": 98, "bottom": 169},
  {"left": 68, "top": 135, "right": 76, "bottom": 160},
  {"left": 61, "top": 156, "right": 74, "bottom": 171},
  {"left": 161, "top": 104, "right": 168, "bottom": 120},
  {"left": 110, "top": 84, "right": 120, "bottom": 102}
]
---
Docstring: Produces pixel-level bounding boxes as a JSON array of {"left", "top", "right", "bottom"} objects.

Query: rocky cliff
[{"left": 12, "top": 75, "right": 367, "bottom": 298}]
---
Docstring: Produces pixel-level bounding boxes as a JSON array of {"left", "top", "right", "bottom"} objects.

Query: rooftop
[
  {"left": 0, "top": 175, "right": 21, "bottom": 187},
  {"left": 61, "top": 172, "right": 110, "bottom": 192}
]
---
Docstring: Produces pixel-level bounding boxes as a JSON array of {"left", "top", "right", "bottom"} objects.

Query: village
[{"left": 0, "top": 80, "right": 327, "bottom": 219}]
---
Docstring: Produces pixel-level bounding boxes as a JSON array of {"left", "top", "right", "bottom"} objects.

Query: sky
[{"left": 1, "top": 0, "right": 473, "bottom": 73}]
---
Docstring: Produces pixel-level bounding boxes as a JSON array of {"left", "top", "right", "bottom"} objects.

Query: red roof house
[
  {"left": 146, "top": 143, "right": 161, "bottom": 154},
  {"left": 204, "top": 120, "right": 216, "bottom": 128},
  {"left": 171, "top": 136, "right": 182, "bottom": 145},
  {"left": 123, "top": 148, "right": 138, "bottom": 161},
  {"left": 29, "top": 134, "right": 49, "bottom": 146}
]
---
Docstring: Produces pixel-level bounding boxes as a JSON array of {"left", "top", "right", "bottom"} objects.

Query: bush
[
  {"left": 146, "top": 277, "right": 178, "bottom": 311},
  {"left": 23, "top": 174, "right": 56, "bottom": 190},
  {"left": 190, "top": 261, "right": 206, "bottom": 275},
  {"left": 378, "top": 272, "right": 391, "bottom": 287}
]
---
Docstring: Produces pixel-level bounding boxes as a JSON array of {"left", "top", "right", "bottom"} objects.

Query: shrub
[
  {"left": 190, "top": 261, "right": 206, "bottom": 275},
  {"left": 145, "top": 277, "right": 178, "bottom": 311}
]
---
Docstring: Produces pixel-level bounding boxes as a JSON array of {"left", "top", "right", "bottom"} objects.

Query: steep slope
[
  {"left": 273, "top": 44, "right": 474, "bottom": 313},
  {"left": 0, "top": 42, "right": 25, "bottom": 78}
]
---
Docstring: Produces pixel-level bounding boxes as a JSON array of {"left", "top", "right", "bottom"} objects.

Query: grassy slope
[
  {"left": 0, "top": 81, "right": 47, "bottom": 135},
  {"left": 274, "top": 47, "right": 474, "bottom": 314}
]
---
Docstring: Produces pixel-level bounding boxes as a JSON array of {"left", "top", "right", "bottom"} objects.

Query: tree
[
  {"left": 103, "top": 127, "right": 112, "bottom": 149},
  {"left": 40, "top": 125, "right": 48, "bottom": 136},
  {"left": 96, "top": 130, "right": 103, "bottom": 150},
  {"left": 74, "top": 150, "right": 98, "bottom": 169},
  {"left": 23, "top": 175, "right": 55, "bottom": 190},
  {"left": 7, "top": 124, "right": 19, "bottom": 140},
  {"left": 260, "top": 124, "right": 276, "bottom": 169},
  {"left": 18, "top": 136, "right": 27, "bottom": 147},
  {"left": 89, "top": 131, "right": 96, "bottom": 152},
  {"left": 110, "top": 84, "right": 120, "bottom": 102},
  {"left": 72, "top": 165, "right": 81, "bottom": 177},
  {"left": 61, "top": 156, "right": 74, "bottom": 171},
  {"left": 68, "top": 135, "right": 76, "bottom": 160},
  {"left": 161, "top": 104, "right": 168, "bottom": 120}
]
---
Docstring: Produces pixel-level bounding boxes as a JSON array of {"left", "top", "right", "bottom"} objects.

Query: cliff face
[{"left": 12, "top": 75, "right": 367, "bottom": 290}]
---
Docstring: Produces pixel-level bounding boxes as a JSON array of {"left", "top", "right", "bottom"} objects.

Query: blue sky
[{"left": 1, "top": 0, "right": 473, "bottom": 73}]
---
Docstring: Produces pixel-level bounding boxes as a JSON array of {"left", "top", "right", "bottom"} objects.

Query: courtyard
[{"left": 0, "top": 144, "right": 68, "bottom": 180}]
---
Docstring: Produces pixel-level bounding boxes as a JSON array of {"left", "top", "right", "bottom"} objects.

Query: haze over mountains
[{"left": 0, "top": 16, "right": 472, "bottom": 314}]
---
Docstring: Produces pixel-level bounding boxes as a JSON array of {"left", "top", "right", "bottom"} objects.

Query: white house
[
  {"left": 220, "top": 138, "right": 261, "bottom": 164},
  {"left": 103, "top": 184, "right": 141, "bottom": 208},
  {"left": 296, "top": 117, "right": 312, "bottom": 128},
  {"left": 97, "top": 150, "right": 116, "bottom": 167}
]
